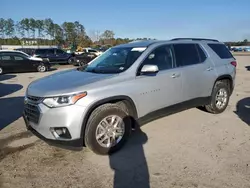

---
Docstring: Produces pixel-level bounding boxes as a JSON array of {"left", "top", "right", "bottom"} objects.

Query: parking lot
[{"left": 0, "top": 57, "right": 250, "bottom": 188}]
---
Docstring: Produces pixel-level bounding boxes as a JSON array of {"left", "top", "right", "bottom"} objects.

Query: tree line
[
  {"left": 0, "top": 18, "right": 155, "bottom": 48},
  {"left": 225, "top": 39, "right": 250, "bottom": 47},
  {"left": 2, "top": 18, "right": 247, "bottom": 48}
]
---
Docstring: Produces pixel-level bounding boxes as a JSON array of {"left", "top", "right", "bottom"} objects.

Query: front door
[
  {"left": 12, "top": 53, "right": 34, "bottom": 72},
  {"left": 134, "top": 44, "right": 182, "bottom": 117},
  {"left": 55, "top": 49, "right": 68, "bottom": 63},
  {"left": 46, "top": 49, "right": 57, "bottom": 63}
]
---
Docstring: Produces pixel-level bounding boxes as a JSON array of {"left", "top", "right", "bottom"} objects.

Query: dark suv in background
[
  {"left": 14, "top": 48, "right": 36, "bottom": 56},
  {"left": 33, "top": 48, "right": 74, "bottom": 64}
]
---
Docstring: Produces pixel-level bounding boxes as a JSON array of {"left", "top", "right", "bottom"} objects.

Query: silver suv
[{"left": 23, "top": 38, "right": 237, "bottom": 155}]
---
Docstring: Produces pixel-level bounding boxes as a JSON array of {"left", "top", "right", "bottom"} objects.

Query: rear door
[{"left": 173, "top": 43, "right": 217, "bottom": 101}]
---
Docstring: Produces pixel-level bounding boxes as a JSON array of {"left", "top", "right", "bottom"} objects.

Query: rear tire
[
  {"left": 84, "top": 103, "right": 132, "bottom": 155},
  {"left": 205, "top": 81, "right": 230, "bottom": 114}
]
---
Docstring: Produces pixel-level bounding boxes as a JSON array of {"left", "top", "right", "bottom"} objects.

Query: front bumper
[
  {"left": 24, "top": 115, "right": 83, "bottom": 147},
  {"left": 23, "top": 103, "right": 88, "bottom": 147}
]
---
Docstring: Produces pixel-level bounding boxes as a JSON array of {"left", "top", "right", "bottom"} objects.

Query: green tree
[
  {"left": 0, "top": 18, "right": 6, "bottom": 39},
  {"left": 62, "top": 22, "right": 77, "bottom": 45},
  {"left": 44, "top": 18, "right": 54, "bottom": 41},
  {"left": 242, "top": 39, "right": 249, "bottom": 45},
  {"left": 101, "top": 30, "right": 115, "bottom": 39},
  {"left": 54, "top": 23, "right": 64, "bottom": 45},
  {"left": 36, "top": 20, "right": 44, "bottom": 38},
  {"left": 35, "top": 19, "right": 44, "bottom": 45},
  {"left": 5, "top": 18, "right": 15, "bottom": 38},
  {"left": 29, "top": 18, "right": 37, "bottom": 38},
  {"left": 100, "top": 30, "right": 115, "bottom": 45},
  {"left": 74, "top": 21, "right": 91, "bottom": 47},
  {"left": 20, "top": 18, "right": 30, "bottom": 38},
  {"left": 16, "top": 21, "right": 24, "bottom": 46},
  {"left": 74, "top": 21, "right": 86, "bottom": 36}
]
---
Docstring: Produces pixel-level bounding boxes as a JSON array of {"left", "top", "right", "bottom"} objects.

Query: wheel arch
[
  {"left": 80, "top": 95, "right": 138, "bottom": 146},
  {"left": 213, "top": 74, "right": 233, "bottom": 95}
]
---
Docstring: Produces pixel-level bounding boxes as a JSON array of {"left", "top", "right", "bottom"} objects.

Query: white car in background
[
  {"left": 75, "top": 48, "right": 103, "bottom": 56},
  {"left": 244, "top": 47, "right": 250, "bottom": 52}
]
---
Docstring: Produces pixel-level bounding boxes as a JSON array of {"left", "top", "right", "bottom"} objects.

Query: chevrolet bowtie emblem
[{"left": 24, "top": 97, "right": 28, "bottom": 104}]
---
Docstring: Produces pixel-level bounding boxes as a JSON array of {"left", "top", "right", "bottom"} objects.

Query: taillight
[{"left": 231, "top": 61, "right": 237, "bottom": 67}]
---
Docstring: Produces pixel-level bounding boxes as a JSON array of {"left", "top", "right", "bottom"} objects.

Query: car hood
[{"left": 27, "top": 69, "right": 116, "bottom": 97}]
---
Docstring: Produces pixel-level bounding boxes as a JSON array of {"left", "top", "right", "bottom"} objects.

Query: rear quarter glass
[{"left": 207, "top": 43, "right": 234, "bottom": 59}]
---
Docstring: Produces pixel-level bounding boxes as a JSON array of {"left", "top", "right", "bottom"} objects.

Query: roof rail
[
  {"left": 171, "top": 38, "right": 219, "bottom": 42},
  {"left": 128, "top": 39, "right": 156, "bottom": 43}
]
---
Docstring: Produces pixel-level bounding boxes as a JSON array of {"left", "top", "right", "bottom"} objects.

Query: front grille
[
  {"left": 27, "top": 95, "right": 43, "bottom": 103},
  {"left": 24, "top": 95, "right": 42, "bottom": 124},
  {"left": 24, "top": 103, "right": 40, "bottom": 124}
]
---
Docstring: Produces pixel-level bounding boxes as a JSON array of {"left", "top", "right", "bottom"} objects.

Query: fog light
[{"left": 50, "top": 127, "right": 71, "bottom": 139}]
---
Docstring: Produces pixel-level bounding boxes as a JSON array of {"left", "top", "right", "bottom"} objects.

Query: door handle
[
  {"left": 171, "top": 73, "right": 180, "bottom": 78},
  {"left": 206, "top": 67, "right": 213, "bottom": 71}
]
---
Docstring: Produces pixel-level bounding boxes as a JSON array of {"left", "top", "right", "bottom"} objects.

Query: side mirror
[{"left": 140, "top": 65, "right": 159, "bottom": 74}]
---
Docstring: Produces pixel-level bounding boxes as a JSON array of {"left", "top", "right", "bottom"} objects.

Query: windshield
[{"left": 79, "top": 47, "right": 146, "bottom": 74}]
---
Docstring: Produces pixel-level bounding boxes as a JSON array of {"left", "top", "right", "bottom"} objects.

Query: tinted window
[
  {"left": 56, "top": 49, "right": 65, "bottom": 55},
  {"left": 89, "top": 49, "right": 97, "bottom": 53},
  {"left": 14, "top": 56, "right": 24, "bottom": 60},
  {"left": 173, "top": 44, "right": 200, "bottom": 67},
  {"left": 196, "top": 44, "right": 207, "bottom": 62},
  {"left": 208, "top": 43, "right": 233, "bottom": 59},
  {"left": 36, "top": 49, "right": 54, "bottom": 55},
  {"left": 140, "top": 45, "right": 173, "bottom": 71},
  {"left": 0, "top": 55, "right": 11, "bottom": 60},
  {"left": 35, "top": 49, "right": 46, "bottom": 55},
  {"left": 47, "top": 49, "right": 55, "bottom": 54}
]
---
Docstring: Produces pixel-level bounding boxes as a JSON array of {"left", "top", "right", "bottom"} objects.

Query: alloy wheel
[
  {"left": 215, "top": 88, "right": 228, "bottom": 109},
  {"left": 38, "top": 65, "right": 46, "bottom": 72},
  {"left": 95, "top": 115, "right": 125, "bottom": 148}
]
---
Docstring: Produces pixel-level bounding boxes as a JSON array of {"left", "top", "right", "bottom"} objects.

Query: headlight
[
  {"left": 42, "top": 92, "right": 87, "bottom": 108},
  {"left": 77, "top": 59, "right": 80, "bottom": 62}
]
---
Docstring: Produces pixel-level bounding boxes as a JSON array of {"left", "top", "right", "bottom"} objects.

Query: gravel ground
[{"left": 0, "top": 58, "right": 250, "bottom": 188}]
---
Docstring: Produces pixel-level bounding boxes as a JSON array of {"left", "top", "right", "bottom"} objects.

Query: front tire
[
  {"left": 37, "top": 64, "right": 47, "bottom": 72},
  {"left": 67, "top": 57, "right": 74, "bottom": 64},
  {"left": 205, "top": 81, "right": 230, "bottom": 114},
  {"left": 84, "top": 103, "right": 131, "bottom": 155},
  {"left": 78, "top": 61, "right": 84, "bottom": 66}
]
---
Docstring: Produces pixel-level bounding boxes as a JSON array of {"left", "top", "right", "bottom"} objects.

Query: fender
[{"left": 80, "top": 95, "right": 138, "bottom": 146}]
